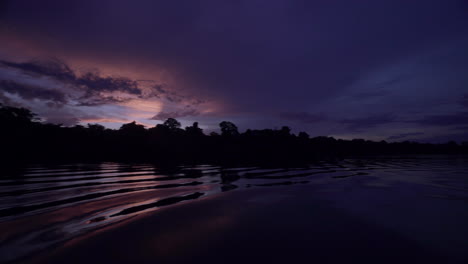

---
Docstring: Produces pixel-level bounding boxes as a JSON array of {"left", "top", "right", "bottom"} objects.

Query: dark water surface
[{"left": 0, "top": 156, "right": 467, "bottom": 263}]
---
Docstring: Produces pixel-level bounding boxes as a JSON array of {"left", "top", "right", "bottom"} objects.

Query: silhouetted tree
[
  {"left": 298, "top": 131, "right": 310, "bottom": 140},
  {"left": 1, "top": 104, "right": 466, "bottom": 165},
  {"left": 185, "top": 122, "right": 204, "bottom": 136},
  {"left": 0, "top": 104, "right": 39, "bottom": 126},
  {"left": 87, "top": 123, "right": 106, "bottom": 132},
  {"left": 119, "top": 121, "right": 146, "bottom": 135},
  {"left": 163, "top": 118, "right": 181, "bottom": 131},
  {"left": 219, "top": 121, "right": 239, "bottom": 136},
  {"left": 279, "top": 126, "right": 291, "bottom": 137}
]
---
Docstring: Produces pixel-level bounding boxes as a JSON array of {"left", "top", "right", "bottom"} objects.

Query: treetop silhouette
[{"left": 1, "top": 104, "right": 466, "bottom": 165}]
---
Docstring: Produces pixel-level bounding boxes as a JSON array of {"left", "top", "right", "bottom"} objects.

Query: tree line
[{"left": 1, "top": 104, "right": 467, "bottom": 166}]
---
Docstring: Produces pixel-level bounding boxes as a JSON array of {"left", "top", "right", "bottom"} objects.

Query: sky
[{"left": 0, "top": 0, "right": 467, "bottom": 143}]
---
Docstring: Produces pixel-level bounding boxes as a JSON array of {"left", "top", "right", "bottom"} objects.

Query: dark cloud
[
  {"left": 151, "top": 109, "right": 200, "bottom": 121},
  {"left": 1, "top": 0, "right": 468, "bottom": 140},
  {"left": 460, "top": 94, "right": 468, "bottom": 108},
  {"left": 0, "top": 59, "right": 75, "bottom": 82},
  {"left": 4, "top": 0, "right": 467, "bottom": 112},
  {"left": 151, "top": 84, "right": 183, "bottom": 103},
  {"left": 78, "top": 72, "right": 140, "bottom": 96},
  {"left": 412, "top": 112, "right": 468, "bottom": 126},
  {"left": 0, "top": 91, "right": 15, "bottom": 106},
  {"left": 342, "top": 114, "right": 396, "bottom": 130},
  {"left": 0, "top": 59, "right": 196, "bottom": 106},
  {"left": 379, "top": 74, "right": 413, "bottom": 88},
  {"left": 0, "top": 59, "right": 140, "bottom": 96},
  {"left": 279, "top": 112, "right": 327, "bottom": 124},
  {"left": 77, "top": 96, "right": 132, "bottom": 107},
  {"left": 149, "top": 84, "right": 205, "bottom": 106},
  {"left": 351, "top": 90, "right": 390, "bottom": 99},
  {"left": 387, "top": 132, "right": 424, "bottom": 141},
  {"left": 0, "top": 80, "right": 67, "bottom": 103},
  {"left": 453, "top": 125, "right": 468, "bottom": 131}
]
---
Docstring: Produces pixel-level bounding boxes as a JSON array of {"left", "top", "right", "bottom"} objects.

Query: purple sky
[{"left": 1, "top": 0, "right": 468, "bottom": 142}]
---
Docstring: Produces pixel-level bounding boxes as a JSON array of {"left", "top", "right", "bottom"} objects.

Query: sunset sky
[{"left": 1, "top": 0, "right": 467, "bottom": 142}]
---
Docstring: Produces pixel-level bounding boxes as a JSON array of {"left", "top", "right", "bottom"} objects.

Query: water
[{"left": 0, "top": 156, "right": 467, "bottom": 263}]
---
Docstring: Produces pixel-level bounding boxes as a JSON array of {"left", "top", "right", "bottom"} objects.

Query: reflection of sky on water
[{"left": 0, "top": 157, "right": 467, "bottom": 262}]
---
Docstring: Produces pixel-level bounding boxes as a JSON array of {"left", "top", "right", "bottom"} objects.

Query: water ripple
[{"left": 0, "top": 157, "right": 467, "bottom": 263}]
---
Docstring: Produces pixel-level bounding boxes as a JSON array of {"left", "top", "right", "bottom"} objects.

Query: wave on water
[{"left": 0, "top": 156, "right": 467, "bottom": 263}]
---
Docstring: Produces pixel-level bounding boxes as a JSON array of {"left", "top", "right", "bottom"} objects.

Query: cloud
[
  {"left": 279, "top": 112, "right": 327, "bottom": 124},
  {"left": 411, "top": 112, "right": 468, "bottom": 126},
  {"left": 0, "top": 91, "right": 15, "bottom": 106},
  {"left": 0, "top": 80, "right": 67, "bottom": 104},
  {"left": 1, "top": 0, "right": 467, "bottom": 137},
  {"left": 460, "top": 94, "right": 468, "bottom": 108},
  {"left": 77, "top": 72, "right": 140, "bottom": 96},
  {"left": 6, "top": 0, "right": 467, "bottom": 114},
  {"left": 351, "top": 90, "right": 390, "bottom": 99},
  {"left": 0, "top": 58, "right": 208, "bottom": 126},
  {"left": 0, "top": 59, "right": 140, "bottom": 98},
  {"left": 79, "top": 116, "right": 129, "bottom": 124},
  {"left": 378, "top": 74, "right": 414, "bottom": 88},
  {"left": 453, "top": 125, "right": 468, "bottom": 131},
  {"left": 0, "top": 59, "right": 75, "bottom": 82},
  {"left": 77, "top": 96, "right": 132, "bottom": 106},
  {"left": 150, "top": 109, "right": 200, "bottom": 121},
  {"left": 0, "top": 58, "right": 201, "bottom": 107},
  {"left": 387, "top": 132, "right": 424, "bottom": 141},
  {"left": 149, "top": 84, "right": 205, "bottom": 106},
  {"left": 341, "top": 114, "right": 396, "bottom": 130}
]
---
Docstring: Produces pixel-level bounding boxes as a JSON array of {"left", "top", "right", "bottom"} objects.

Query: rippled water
[{"left": 0, "top": 156, "right": 467, "bottom": 263}]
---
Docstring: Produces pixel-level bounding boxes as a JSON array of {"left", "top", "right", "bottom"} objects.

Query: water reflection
[{"left": 0, "top": 157, "right": 467, "bottom": 263}]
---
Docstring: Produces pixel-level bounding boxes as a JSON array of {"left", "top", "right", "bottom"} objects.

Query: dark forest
[{"left": 2, "top": 104, "right": 466, "bottom": 166}]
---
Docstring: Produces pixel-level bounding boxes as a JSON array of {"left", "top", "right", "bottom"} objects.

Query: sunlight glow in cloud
[{"left": 1, "top": 0, "right": 467, "bottom": 142}]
